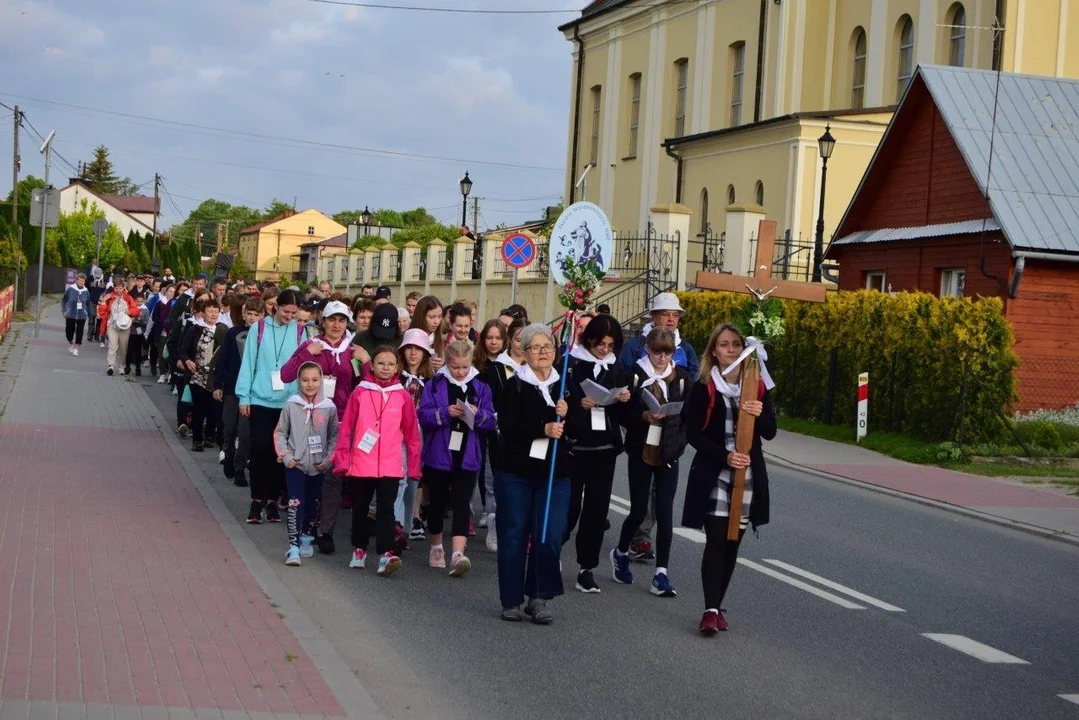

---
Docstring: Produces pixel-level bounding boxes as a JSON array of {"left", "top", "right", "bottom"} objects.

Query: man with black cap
[
  {"left": 350, "top": 302, "right": 402, "bottom": 364},
  {"left": 374, "top": 284, "right": 392, "bottom": 306}
]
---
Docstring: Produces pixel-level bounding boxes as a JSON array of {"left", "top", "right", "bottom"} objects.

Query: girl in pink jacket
[{"left": 332, "top": 346, "right": 422, "bottom": 576}]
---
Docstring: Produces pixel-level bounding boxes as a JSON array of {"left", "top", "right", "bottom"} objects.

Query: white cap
[
  {"left": 322, "top": 300, "right": 351, "bottom": 319},
  {"left": 397, "top": 305, "right": 411, "bottom": 320},
  {"left": 651, "top": 292, "right": 685, "bottom": 316}
]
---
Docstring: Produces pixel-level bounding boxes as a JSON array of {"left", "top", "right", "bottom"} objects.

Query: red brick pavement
[{"left": 0, "top": 422, "right": 345, "bottom": 716}]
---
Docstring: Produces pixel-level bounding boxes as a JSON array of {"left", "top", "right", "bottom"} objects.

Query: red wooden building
[{"left": 827, "top": 65, "right": 1079, "bottom": 412}]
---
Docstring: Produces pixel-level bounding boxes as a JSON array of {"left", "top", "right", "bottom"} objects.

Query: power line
[
  {"left": 308, "top": 0, "right": 575, "bottom": 13},
  {"left": 0, "top": 91, "right": 564, "bottom": 173}
]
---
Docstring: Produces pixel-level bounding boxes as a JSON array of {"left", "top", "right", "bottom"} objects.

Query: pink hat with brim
[{"left": 398, "top": 328, "right": 433, "bottom": 355}]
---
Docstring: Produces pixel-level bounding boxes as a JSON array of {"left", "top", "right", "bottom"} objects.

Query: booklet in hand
[
  {"left": 641, "top": 389, "right": 683, "bottom": 416},
  {"left": 580, "top": 379, "right": 629, "bottom": 407},
  {"left": 454, "top": 399, "right": 477, "bottom": 431}
]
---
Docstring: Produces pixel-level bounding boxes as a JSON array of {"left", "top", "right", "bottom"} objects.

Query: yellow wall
[{"left": 241, "top": 210, "right": 345, "bottom": 280}]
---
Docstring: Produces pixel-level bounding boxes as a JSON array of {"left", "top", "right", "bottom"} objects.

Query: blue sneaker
[
  {"left": 610, "top": 549, "right": 633, "bottom": 584},
  {"left": 285, "top": 546, "right": 301, "bottom": 566},
  {"left": 299, "top": 535, "right": 315, "bottom": 558},
  {"left": 377, "top": 552, "right": 402, "bottom": 577},
  {"left": 650, "top": 572, "right": 677, "bottom": 597}
]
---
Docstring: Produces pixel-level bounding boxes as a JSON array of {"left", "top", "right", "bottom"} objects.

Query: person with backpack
[
  {"left": 562, "top": 315, "right": 631, "bottom": 594},
  {"left": 235, "top": 288, "right": 306, "bottom": 524},
  {"left": 610, "top": 326, "right": 691, "bottom": 598},
  {"left": 97, "top": 276, "right": 140, "bottom": 377},
  {"left": 216, "top": 295, "right": 263, "bottom": 487},
  {"left": 683, "top": 323, "right": 776, "bottom": 635},
  {"left": 61, "top": 272, "right": 90, "bottom": 357},
  {"left": 417, "top": 340, "right": 497, "bottom": 577},
  {"left": 179, "top": 297, "right": 228, "bottom": 452}
]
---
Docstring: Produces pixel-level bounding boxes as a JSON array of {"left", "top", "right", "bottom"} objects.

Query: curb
[
  {"left": 141, "top": 386, "right": 386, "bottom": 720},
  {"left": 764, "top": 451, "right": 1079, "bottom": 549}
]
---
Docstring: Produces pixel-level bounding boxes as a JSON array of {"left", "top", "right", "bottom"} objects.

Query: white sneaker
[
  {"left": 68, "top": 345, "right": 75, "bottom": 354},
  {"left": 477, "top": 513, "right": 488, "bottom": 528},
  {"left": 218, "top": 450, "right": 225, "bottom": 463},
  {"left": 485, "top": 514, "right": 497, "bottom": 552},
  {"left": 72, "top": 348, "right": 79, "bottom": 357},
  {"left": 449, "top": 551, "right": 471, "bottom": 578},
  {"left": 100, "top": 341, "right": 105, "bottom": 348}
]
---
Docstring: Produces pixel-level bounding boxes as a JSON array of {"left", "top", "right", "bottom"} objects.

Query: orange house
[{"left": 826, "top": 65, "right": 1079, "bottom": 412}]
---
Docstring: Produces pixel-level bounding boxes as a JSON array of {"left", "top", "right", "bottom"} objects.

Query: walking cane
[{"left": 540, "top": 310, "right": 577, "bottom": 544}]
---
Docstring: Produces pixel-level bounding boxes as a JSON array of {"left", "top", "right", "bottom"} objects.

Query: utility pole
[
  {"left": 216, "top": 222, "right": 223, "bottom": 255},
  {"left": 151, "top": 173, "right": 160, "bottom": 265},
  {"left": 35, "top": 130, "right": 56, "bottom": 339},
  {"left": 10, "top": 105, "right": 20, "bottom": 308},
  {"left": 472, "top": 197, "right": 481, "bottom": 235}
]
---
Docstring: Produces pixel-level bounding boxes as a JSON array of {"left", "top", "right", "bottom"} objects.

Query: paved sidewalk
[
  {"left": 765, "top": 429, "right": 1079, "bottom": 542},
  {"left": 0, "top": 306, "right": 375, "bottom": 720}
]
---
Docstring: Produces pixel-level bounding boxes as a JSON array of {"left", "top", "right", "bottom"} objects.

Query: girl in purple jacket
[{"left": 417, "top": 340, "right": 497, "bottom": 577}]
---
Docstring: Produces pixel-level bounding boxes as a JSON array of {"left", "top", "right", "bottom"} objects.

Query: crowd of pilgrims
[{"left": 61, "top": 267, "right": 775, "bottom": 634}]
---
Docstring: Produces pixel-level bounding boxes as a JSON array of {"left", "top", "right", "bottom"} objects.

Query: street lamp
[
  {"left": 459, "top": 171, "right": 473, "bottom": 228},
  {"left": 812, "top": 125, "right": 836, "bottom": 283},
  {"left": 361, "top": 205, "right": 372, "bottom": 236}
]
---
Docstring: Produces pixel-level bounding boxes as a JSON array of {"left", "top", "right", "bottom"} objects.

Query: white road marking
[
  {"left": 921, "top": 634, "right": 1030, "bottom": 664},
  {"left": 762, "top": 559, "right": 905, "bottom": 612},
  {"left": 609, "top": 494, "right": 631, "bottom": 508},
  {"left": 608, "top": 504, "right": 629, "bottom": 516},
  {"left": 737, "top": 559, "right": 866, "bottom": 610},
  {"left": 1059, "top": 695, "right": 1079, "bottom": 705},
  {"left": 607, "top": 496, "right": 707, "bottom": 543}
]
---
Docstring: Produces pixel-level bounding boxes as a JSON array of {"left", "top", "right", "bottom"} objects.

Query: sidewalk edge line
[
  {"left": 764, "top": 452, "right": 1079, "bottom": 549},
  {"left": 140, "top": 385, "right": 386, "bottom": 720}
]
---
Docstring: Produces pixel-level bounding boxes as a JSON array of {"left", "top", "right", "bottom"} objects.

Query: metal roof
[
  {"left": 833, "top": 218, "right": 1002, "bottom": 246},
  {"left": 921, "top": 65, "right": 1079, "bottom": 255}
]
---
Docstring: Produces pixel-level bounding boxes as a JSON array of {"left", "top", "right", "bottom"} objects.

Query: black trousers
[
  {"left": 702, "top": 517, "right": 746, "bottom": 610},
  {"left": 248, "top": 405, "right": 284, "bottom": 503},
  {"left": 189, "top": 384, "right": 218, "bottom": 443},
  {"left": 125, "top": 331, "right": 144, "bottom": 371},
  {"left": 350, "top": 477, "right": 399, "bottom": 554},
  {"left": 174, "top": 375, "right": 192, "bottom": 427},
  {"left": 564, "top": 450, "right": 617, "bottom": 571},
  {"left": 423, "top": 466, "right": 475, "bottom": 538},
  {"left": 64, "top": 318, "right": 86, "bottom": 345},
  {"left": 147, "top": 331, "right": 161, "bottom": 373},
  {"left": 618, "top": 457, "right": 678, "bottom": 569}
]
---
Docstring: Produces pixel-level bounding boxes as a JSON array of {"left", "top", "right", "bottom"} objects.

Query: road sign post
[
  {"left": 857, "top": 372, "right": 869, "bottom": 442},
  {"left": 500, "top": 233, "right": 536, "bottom": 305},
  {"left": 93, "top": 218, "right": 109, "bottom": 259}
]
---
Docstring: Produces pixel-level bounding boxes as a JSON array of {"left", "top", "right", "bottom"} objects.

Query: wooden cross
[{"left": 695, "top": 220, "right": 827, "bottom": 540}]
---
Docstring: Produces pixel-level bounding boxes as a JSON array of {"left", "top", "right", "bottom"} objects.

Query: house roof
[
  {"left": 662, "top": 106, "right": 894, "bottom": 149},
  {"left": 58, "top": 181, "right": 154, "bottom": 233},
  {"left": 100, "top": 194, "right": 159, "bottom": 215},
  {"left": 240, "top": 209, "right": 296, "bottom": 234},
  {"left": 317, "top": 233, "right": 347, "bottom": 247},
  {"left": 835, "top": 65, "right": 1079, "bottom": 256},
  {"left": 832, "top": 218, "right": 1002, "bottom": 247},
  {"left": 558, "top": 0, "right": 631, "bottom": 31}
]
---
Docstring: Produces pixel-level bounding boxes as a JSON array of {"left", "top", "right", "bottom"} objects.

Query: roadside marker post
[{"left": 857, "top": 372, "right": 869, "bottom": 442}]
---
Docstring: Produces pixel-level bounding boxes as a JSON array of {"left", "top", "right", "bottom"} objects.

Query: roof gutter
[
  {"left": 568, "top": 25, "right": 585, "bottom": 205},
  {"left": 664, "top": 144, "right": 683, "bottom": 204},
  {"left": 1011, "top": 249, "right": 1079, "bottom": 263},
  {"left": 753, "top": 0, "right": 768, "bottom": 123}
]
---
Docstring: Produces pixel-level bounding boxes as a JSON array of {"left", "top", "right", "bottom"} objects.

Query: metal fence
[
  {"left": 685, "top": 229, "right": 815, "bottom": 287},
  {"left": 588, "top": 231, "right": 680, "bottom": 329},
  {"left": 685, "top": 232, "right": 725, "bottom": 287},
  {"left": 434, "top": 245, "right": 452, "bottom": 281},
  {"left": 1015, "top": 355, "right": 1079, "bottom": 414},
  {"left": 386, "top": 249, "right": 401, "bottom": 282}
]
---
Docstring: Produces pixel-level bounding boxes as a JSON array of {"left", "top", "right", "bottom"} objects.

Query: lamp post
[
  {"left": 361, "top": 205, "right": 372, "bottom": 237},
  {"left": 459, "top": 171, "right": 472, "bottom": 228},
  {"left": 460, "top": 171, "right": 481, "bottom": 278},
  {"left": 812, "top": 125, "right": 836, "bottom": 283}
]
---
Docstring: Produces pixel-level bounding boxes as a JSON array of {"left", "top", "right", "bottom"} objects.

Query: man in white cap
[{"left": 616, "top": 291, "right": 699, "bottom": 561}]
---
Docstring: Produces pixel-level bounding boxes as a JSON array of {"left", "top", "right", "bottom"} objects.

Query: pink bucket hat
[{"left": 398, "top": 328, "right": 433, "bottom": 355}]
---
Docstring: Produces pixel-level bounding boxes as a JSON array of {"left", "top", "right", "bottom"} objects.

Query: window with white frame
[
  {"left": 940, "top": 268, "right": 966, "bottom": 297},
  {"left": 589, "top": 85, "right": 601, "bottom": 165},
  {"left": 308, "top": 225, "right": 315, "bottom": 235},
  {"left": 948, "top": 4, "right": 967, "bottom": 67},
  {"left": 897, "top": 16, "right": 915, "bottom": 101},
  {"left": 730, "top": 42, "right": 745, "bottom": 127},
  {"left": 865, "top": 271, "right": 886, "bottom": 292},
  {"left": 340, "top": 258, "right": 349, "bottom": 282},
  {"left": 628, "top": 73, "right": 641, "bottom": 157},
  {"left": 851, "top": 28, "right": 867, "bottom": 109},
  {"left": 673, "top": 59, "right": 688, "bottom": 138}
]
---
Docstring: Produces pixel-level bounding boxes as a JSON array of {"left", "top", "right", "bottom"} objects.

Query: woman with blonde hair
[{"left": 682, "top": 323, "right": 776, "bottom": 635}]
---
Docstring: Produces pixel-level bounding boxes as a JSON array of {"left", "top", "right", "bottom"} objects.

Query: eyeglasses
[
  {"left": 647, "top": 349, "right": 673, "bottom": 357},
  {"left": 528, "top": 344, "right": 555, "bottom": 354}
]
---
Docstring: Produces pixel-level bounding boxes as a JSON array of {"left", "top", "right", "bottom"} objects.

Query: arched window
[
  {"left": 897, "top": 16, "right": 915, "bottom": 101},
  {"left": 851, "top": 28, "right": 867, "bottom": 109},
  {"left": 700, "top": 188, "right": 710, "bottom": 234},
  {"left": 948, "top": 4, "right": 967, "bottom": 67},
  {"left": 754, "top": 180, "right": 765, "bottom": 206},
  {"left": 727, "top": 184, "right": 736, "bottom": 205}
]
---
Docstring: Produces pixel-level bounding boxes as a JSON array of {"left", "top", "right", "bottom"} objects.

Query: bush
[
  {"left": 677, "top": 290, "right": 1019, "bottom": 443},
  {"left": 1014, "top": 420, "right": 1079, "bottom": 451}
]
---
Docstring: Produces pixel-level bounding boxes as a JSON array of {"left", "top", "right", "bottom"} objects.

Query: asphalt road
[{"left": 142, "top": 378, "right": 1079, "bottom": 719}]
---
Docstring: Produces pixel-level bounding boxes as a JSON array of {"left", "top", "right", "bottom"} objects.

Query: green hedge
[{"left": 677, "top": 290, "right": 1019, "bottom": 443}]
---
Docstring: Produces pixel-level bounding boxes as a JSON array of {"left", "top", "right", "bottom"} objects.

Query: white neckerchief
[
  {"left": 516, "top": 363, "right": 559, "bottom": 407},
  {"left": 711, "top": 366, "right": 742, "bottom": 400},
  {"left": 321, "top": 332, "right": 353, "bottom": 365},
  {"left": 495, "top": 351, "right": 521, "bottom": 368},
  {"left": 640, "top": 322, "right": 682, "bottom": 348},
  {"left": 636, "top": 356, "right": 673, "bottom": 401},
  {"left": 192, "top": 316, "right": 209, "bottom": 328},
  {"left": 183, "top": 288, "right": 194, "bottom": 298},
  {"left": 359, "top": 380, "right": 404, "bottom": 397},
  {"left": 288, "top": 392, "right": 335, "bottom": 423},
  {"left": 570, "top": 344, "right": 615, "bottom": 378},
  {"left": 437, "top": 365, "right": 479, "bottom": 392},
  {"left": 401, "top": 370, "right": 426, "bottom": 388}
]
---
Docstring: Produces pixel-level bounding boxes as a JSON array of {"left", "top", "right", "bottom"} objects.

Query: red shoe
[
  {"left": 699, "top": 610, "right": 724, "bottom": 635},
  {"left": 629, "top": 540, "right": 655, "bottom": 561}
]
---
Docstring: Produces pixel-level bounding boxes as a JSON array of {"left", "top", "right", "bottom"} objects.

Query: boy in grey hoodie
[{"left": 274, "top": 361, "right": 339, "bottom": 566}]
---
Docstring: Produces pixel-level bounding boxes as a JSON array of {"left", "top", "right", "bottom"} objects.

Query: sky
[{"left": 0, "top": 0, "right": 578, "bottom": 231}]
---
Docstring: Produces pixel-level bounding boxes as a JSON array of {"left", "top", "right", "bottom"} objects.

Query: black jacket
[
  {"left": 213, "top": 323, "right": 249, "bottom": 395},
  {"left": 563, "top": 357, "right": 625, "bottom": 454},
  {"left": 496, "top": 376, "right": 570, "bottom": 482},
  {"left": 621, "top": 363, "right": 691, "bottom": 464},
  {"left": 681, "top": 380, "right": 776, "bottom": 530}
]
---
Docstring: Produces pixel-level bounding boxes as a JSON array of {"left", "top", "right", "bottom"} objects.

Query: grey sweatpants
[{"left": 220, "top": 394, "right": 250, "bottom": 468}]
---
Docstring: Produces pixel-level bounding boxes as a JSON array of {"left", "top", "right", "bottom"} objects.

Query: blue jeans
[
  {"left": 395, "top": 478, "right": 417, "bottom": 527},
  {"left": 285, "top": 467, "right": 324, "bottom": 546},
  {"left": 494, "top": 471, "right": 570, "bottom": 609}
]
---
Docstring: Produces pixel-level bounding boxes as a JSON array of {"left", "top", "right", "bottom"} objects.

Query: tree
[
  {"left": 229, "top": 252, "right": 252, "bottom": 281},
  {"left": 263, "top": 198, "right": 295, "bottom": 220},
  {"left": 47, "top": 198, "right": 126, "bottom": 269},
  {"left": 167, "top": 199, "right": 262, "bottom": 250},
  {"left": 4, "top": 175, "right": 46, "bottom": 206},
  {"left": 83, "top": 145, "right": 140, "bottom": 196},
  {"left": 401, "top": 207, "right": 438, "bottom": 227},
  {"left": 389, "top": 222, "right": 462, "bottom": 248},
  {"left": 540, "top": 200, "right": 564, "bottom": 237}
]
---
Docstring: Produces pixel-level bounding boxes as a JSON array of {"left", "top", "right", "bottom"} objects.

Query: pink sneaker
[
  {"left": 349, "top": 548, "right": 366, "bottom": 569},
  {"left": 378, "top": 552, "right": 402, "bottom": 577},
  {"left": 429, "top": 546, "right": 446, "bottom": 569}
]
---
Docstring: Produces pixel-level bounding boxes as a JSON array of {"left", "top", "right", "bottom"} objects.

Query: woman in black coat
[{"left": 682, "top": 323, "right": 776, "bottom": 636}]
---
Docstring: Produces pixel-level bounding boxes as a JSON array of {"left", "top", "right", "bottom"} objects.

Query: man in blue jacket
[
  {"left": 61, "top": 273, "right": 91, "bottom": 357},
  {"left": 616, "top": 292, "right": 698, "bottom": 561}
]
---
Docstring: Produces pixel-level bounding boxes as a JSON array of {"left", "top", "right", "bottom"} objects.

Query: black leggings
[
  {"left": 189, "top": 384, "right": 218, "bottom": 443},
  {"left": 125, "top": 331, "right": 144, "bottom": 370},
  {"left": 564, "top": 450, "right": 617, "bottom": 571},
  {"left": 617, "top": 457, "right": 678, "bottom": 569},
  {"left": 702, "top": 517, "right": 745, "bottom": 610},
  {"left": 65, "top": 318, "right": 85, "bottom": 345},
  {"left": 350, "top": 477, "right": 399, "bottom": 554},
  {"left": 423, "top": 466, "right": 475, "bottom": 538},
  {"left": 248, "top": 405, "right": 284, "bottom": 503}
]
